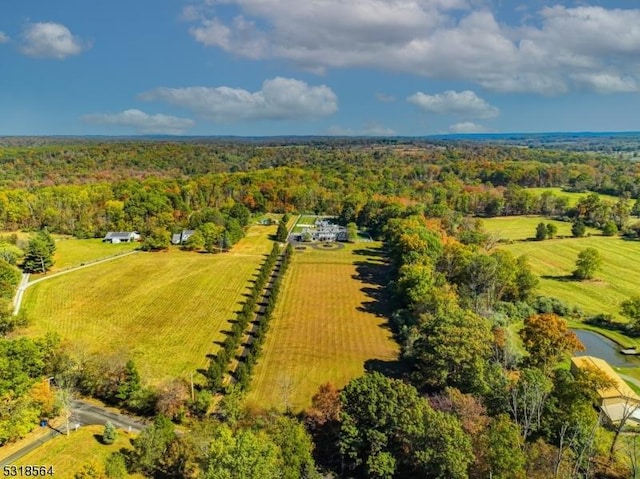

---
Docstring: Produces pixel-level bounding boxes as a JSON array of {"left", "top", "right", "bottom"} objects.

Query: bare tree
[
  {"left": 508, "top": 369, "right": 552, "bottom": 443},
  {"left": 609, "top": 397, "right": 640, "bottom": 463}
]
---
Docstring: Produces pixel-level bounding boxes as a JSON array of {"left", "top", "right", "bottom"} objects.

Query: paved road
[{"left": 0, "top": 400, "right": 147, "bottom": 466}]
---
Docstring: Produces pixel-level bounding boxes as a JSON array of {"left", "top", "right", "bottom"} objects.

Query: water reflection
[{"left": 572, "top": 329, "right": 640, "bottom": 368}]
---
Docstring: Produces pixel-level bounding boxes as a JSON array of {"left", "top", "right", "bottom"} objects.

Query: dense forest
[{"left": 2, "top": 137, "right": 640, "bottom": 478}]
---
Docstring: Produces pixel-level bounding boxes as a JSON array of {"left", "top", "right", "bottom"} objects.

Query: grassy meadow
[
  {"left": 13, "top": 425, "right": 139, "bottom": 479},
  {"left": 247, "top": 242, "right": 399, "bottom": 412},
  {"left": 51, "top": 238, "right": 139, "bottom": 271},
  {"left": 482, "top": 216, "right": 599, "bottom": 242},
  {"left": 502, "top": 235, "right": 640, "bottom": 320},
  {"left": 20, "top": 224, "right": 277, "bottom": 384},
  {"left": 526, "top": 187, "right": 621, "bottom": 206}
]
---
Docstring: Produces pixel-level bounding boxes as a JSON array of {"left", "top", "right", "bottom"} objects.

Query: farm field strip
[
  {"left": 21, "top": 224, "right": 277, "bottom": 384},
  {"left": 247, "top": 243, "right": 398, "bottom": 411}
]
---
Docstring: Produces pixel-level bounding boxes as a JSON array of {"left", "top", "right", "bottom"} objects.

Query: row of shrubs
[
  {"left": 235, "top": 243, "right": 294, "bottom": 390},
  {"left": 203, "top": 243, "right": 283, "bottom": 392}
]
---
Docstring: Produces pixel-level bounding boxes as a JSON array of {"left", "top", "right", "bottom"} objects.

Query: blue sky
[{"left": 1, "top": 0, "right": 640, "bottom": 136}]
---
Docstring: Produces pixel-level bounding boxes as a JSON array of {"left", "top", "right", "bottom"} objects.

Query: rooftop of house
[
  {"left": 104, "top": 231, "right": 136, "bottom": 239},
  {"left": 571, "top": 355, "right": 640, "bottom": 402}
]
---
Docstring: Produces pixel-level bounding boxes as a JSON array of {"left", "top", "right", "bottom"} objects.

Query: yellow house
[{"left": 571, "top": 355, "right": 640, "bottom": 424}]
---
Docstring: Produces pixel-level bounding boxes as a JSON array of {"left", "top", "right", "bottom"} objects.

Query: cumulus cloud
[
  {"left": 139, "top": 77, "right": 338, "bottom": 122},
  {"left": 0, "top": 32, "right": 9, "bottom": 44},
  {"left": 21, "top": 22, "right": 88, "bottom": 59},
  {"left": 82, "top": 109, "right": 195, "bottom": 135},
  {"left": 408, "top": 90, "right": 499, "bottom": 119},
  {"left": 184, "top": 1, "right": 640, "bottom": 94},
  {"left": 449, "top": 121, "right": 488, "bottom": 133}
]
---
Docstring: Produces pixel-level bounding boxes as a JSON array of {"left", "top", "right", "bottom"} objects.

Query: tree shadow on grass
[
  {"left": 353, "top": 259, "right": 395, "bottom": 320},
  {"left": 541, "top": 274, "right": 578, "bottom": 282},
  {"left": 352, "top": 247, "right": 387, "bottom": 259},
  {"left": 364, "top": 358, "right": 410, "bottom": 380}
]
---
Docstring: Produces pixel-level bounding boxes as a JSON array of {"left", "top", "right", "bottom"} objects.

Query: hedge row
[
  {"left": 203, "top": 243, "right": 282, "bottom": 392},
  {"left": 235, "top": 243, "right": 294, "bottom": 390}
]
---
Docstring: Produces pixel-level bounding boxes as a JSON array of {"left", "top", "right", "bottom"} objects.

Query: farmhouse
[
  {"left": 102, "top": 231, "right": 140, "bottom": 243},
  {"left": 171, "top": 229, "right": 196, "bottom": 245},
  {"left": 571, "top": 355, "right": 640, "bottom": 424}
]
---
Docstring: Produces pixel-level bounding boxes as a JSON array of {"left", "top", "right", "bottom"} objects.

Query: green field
[
  {"left": 20, "top": 224, "right": 277, "bottom": 384},
  {"left": 247, "top": 243, "right": 399, "bottom": 412},
  {"left": 482, "top": 216, "right": 599, "bottom": 242},
  {"left": 526, "top": 187, "right": 621, "bottom": 206},
  {"left": 502, "top": 235, "right": 640, "bottom": 322},
  {"left": 292, "top": 215, "right": 318, "bottom": 234},
  {"left": 297, "top": 215, "right": 319, "bottom": 225},
  {"left": 51, "top": 238, "right": 139, "bottom": 271},
  {"left": 13, "top": 425, "right": 139, "bottom": 479}
]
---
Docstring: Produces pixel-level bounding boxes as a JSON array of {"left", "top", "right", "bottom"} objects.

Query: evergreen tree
[
  {"left": 23, "top": 235, "right": 54, "bottom": 273},
  {"left": 102, "top": 421, "right": 117, "bottom": 445},
  {"left": 276, "top": 220, "right": 289, "bottom": 242},
  {"left": 116, "top": 360, "right": 141, "bottom": 404}
]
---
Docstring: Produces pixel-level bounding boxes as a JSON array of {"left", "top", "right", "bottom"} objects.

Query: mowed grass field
[
  {"left": 51, "top": 238, "right": 138, "bottom": 271},
  {"left": 482, "top": 215, "right": 576, "bottom": 241},
  {"left": 482, "top": 216, "right": 599, "bottom": 241},
  {"left": 13, "top": 426, "right": 140, "bottom": 479},
  {"left": 247, "top": 243, "right": 399, "bottom": 412},
  {"left": 500, "top": 233, "right": 640, "bottom": 321},
  {"left": 526, "top": 187, "right": 621, "bottom": 206},
  {"left": 20, "top": 224, "right": 277, "bottom": 384}
]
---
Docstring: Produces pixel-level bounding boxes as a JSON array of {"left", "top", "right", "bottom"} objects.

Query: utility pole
[{"left": 190, "top": 371, "right": 195, "bottom": 401}]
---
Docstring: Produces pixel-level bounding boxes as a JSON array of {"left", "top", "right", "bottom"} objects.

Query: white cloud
[
  {"left": 82, "top": 109, "right": 195, "bottom": 135},
  {"left": 408, "top": 90, "right": 499, "bottom": 119},
  {"left": 571, "top": 72, "right": 638, "bottom": 93},
  {"left": 0, "top": 32, "right": 9, "bottom": 44},
  {"left": 21, "top": 22, "right": 88, "bottom": 59},
  {"left": 449, "top": 121, "right": 487, "bottom": 133},
  {"left": 185, "top": 2, "right": 640, "bottom": 94},
  {"left": 139, "top": 77, "right": 338, "bottom": 122}
]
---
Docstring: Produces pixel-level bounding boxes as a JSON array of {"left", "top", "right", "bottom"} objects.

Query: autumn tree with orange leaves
[{"left": 520, "top": 313, "right": 584, "bottom": 373}]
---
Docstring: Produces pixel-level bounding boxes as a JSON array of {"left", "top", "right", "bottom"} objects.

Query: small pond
[{"left": 572, "top": 329, "right": 640, "bottom": 368}]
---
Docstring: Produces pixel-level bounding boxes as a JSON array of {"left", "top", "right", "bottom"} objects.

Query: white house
[{"left": 103, "top": 231, "right": 140, "bottom": 243}]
